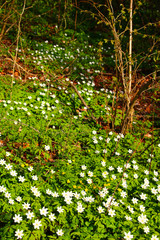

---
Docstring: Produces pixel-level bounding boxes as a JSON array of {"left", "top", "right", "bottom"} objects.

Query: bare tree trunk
[
  {"left": 128, "top": 0, "right": 133, "bottom": 130},
  {"left": 128, "top": 0, "right": 133, "bottom": 96}
]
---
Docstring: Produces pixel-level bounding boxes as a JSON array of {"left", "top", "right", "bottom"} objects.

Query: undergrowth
[{"left": 0, "top": 33, "right": 160, "bottom": 240}]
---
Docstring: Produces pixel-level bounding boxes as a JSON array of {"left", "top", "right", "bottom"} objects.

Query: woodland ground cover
[{"left": 0, "top": 29, "right": 160, "bottom": 240}]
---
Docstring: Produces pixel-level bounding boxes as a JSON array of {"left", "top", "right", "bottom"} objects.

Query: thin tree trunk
[
  {"left": 128, "top": 0, "right": 133, "bottom": 96},
  {"left": 128, "top": 0, "right": 133, "bottom": 130}
]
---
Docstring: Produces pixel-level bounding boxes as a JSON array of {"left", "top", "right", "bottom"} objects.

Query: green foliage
[
  {"left": 0, "top": 1, "right": 160, "bottom": 238},
  {"left": 0, "top": 74, "right": 160, "bottom": 239}
]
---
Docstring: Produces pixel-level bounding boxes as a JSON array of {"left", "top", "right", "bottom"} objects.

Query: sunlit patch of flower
[
  {"left": 124, "top": 231, "right": 134, "bottom": 240},
  {"left": 44, "top": 145, "right": 50, "bottom": 151},
  {"left": 143, "top": 226, "right": 150, "bottom": 234},
  {"left": 26, "top": 211, "right": 34, "bottom": 219},
  {"left": 13, "top": 214, "right": 23, "bottom": 223},
  {"left": 102, "top": 171, "right": 108, "bottom": 178},
  {"left": 57, "top": 206, "right": 64, "bottom": 213},
  {"left": 56, "top": 229, "right": 64, "bottom": 236},
  {"left": 81, "top": 165, "right": 87, "bottom": 170},
  {"left": 33, "top": 219, "right": 42, "bottom": 229},
  {"left": 125, "top": 215, "right": 132, "bottom": 221},
  {"left": 15, "top": 229, "right": 24, "bottom": 239},
  {"left": 138, "top": 213, "right": 148, "bottom": 224},
  {"left": 97, "top": 206, "right": 104, "bottom": 213},
  {"left": 151, "top": 235, "right": 159, "bottom": 240},
  {"left": 108, "top": 208, "right": 116, "bottom": 217},
  {"left": 22, "top": 202, "right": 31, "bottom": 210}
]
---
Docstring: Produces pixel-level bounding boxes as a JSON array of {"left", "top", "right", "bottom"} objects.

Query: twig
[
  {"left": 70, "top": 81, "right": 97, "bottom": 121},
  {"left": 131, "top": 70, "right": 160, "bottom": 93},
  {"left": 2, "top": 117, "right": 40, "bottom": 134},
  {"left": 5, "top": 56, "right": 35, "bottom": 76},
  {"left": 10, "top": 0, "right": 26, "bottom": 100}
]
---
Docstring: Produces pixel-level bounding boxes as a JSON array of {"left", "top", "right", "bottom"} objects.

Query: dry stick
[
  {"left": 79, "top": 0, "right": 159, "bottom": 132},
  {"left": 0, "top": 0, "right": 16, "bottom": 42},
  {"left": 121, "top": 76, "right": 160, "bottom": 134},
  {"left": 133, "top": 21, "right": 160, "bottom": 34},
  {"left": 136, "top": 137, "right": 160, "bottom": 159},
  {"left": 6, "top": 55, "right": 21, "bottom": 77},
  {"left": 133, "top": 40, "right": 158, "bottom": 77},
  {"left": 70, "top": 81, "right": 90, "bottom": 109},
  {"left": 80, "top": 0, "right": 131, "bottom": 124},
  {"left": 86, "top": 0, "right": 128, "bottom": 101},
  {"left": 0, "top": 0, "right": 8, "bottom": 10},
  {"left": 132, "top": 76, "right": 160, "bottom": 111},
  {"left": 70, "top": 81, "right": 97, "bottom": 121},
  {"left": 1, "top": 10, "right": 15, "bottom": 24},
  {"left": 91, "top": 0, "right": 158, "bottom": 132},
  {"left": 28, "top": 5, "right": 58, "bottom": 22},
  {"left": 2, "top": 117, "right": 40, "bottom": 134},
  {"left": 131, "top": 69, "right": 160, "bottom": 94},
  {"left": 4, "top": 21, "right": 18, "bottom": 35},
  {"left": 10, "top": 0, "right": 26, "bottom": 100},
  {"left": 45, "top": 56, "right": 78, "bottom": 79},
  {"left": 5, "top": 57, "right": 35, "bottom": 76},
  {"left": 106, "top": 1, "right": 130, "bottom": 108},
  {"left": 2, "top": 5, "right": 33, "bottom": 40}
]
